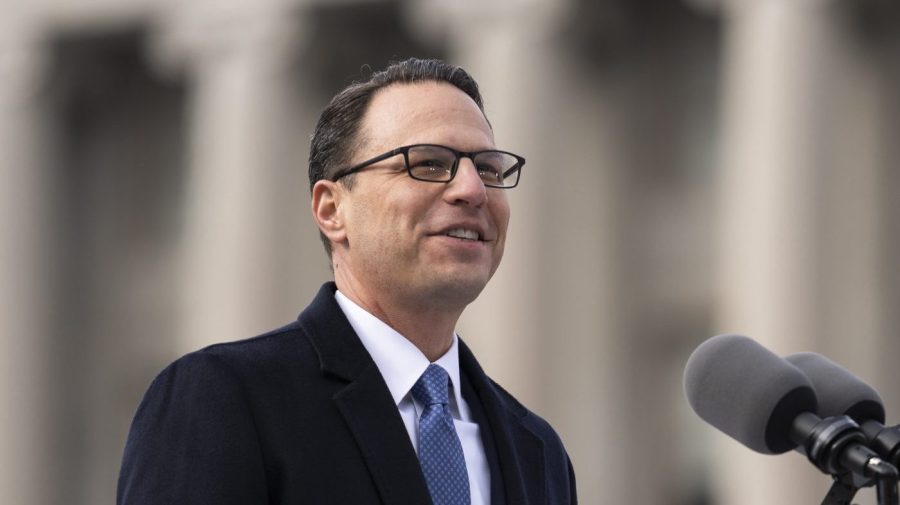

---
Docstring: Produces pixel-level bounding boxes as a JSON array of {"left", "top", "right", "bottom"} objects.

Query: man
[{"left": 118, "top": 58, "right": 576, "bottom": 505}]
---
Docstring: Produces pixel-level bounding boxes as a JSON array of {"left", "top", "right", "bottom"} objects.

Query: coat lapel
[
  {"left": 298, "top": 283, "right": 548, "bottom": 504},
  {"left": 459, "top": 339, "right": 547, "bottom": 505},
  {"left": 333, "top": 364, "right": 433, "bottom": 505},
  {"left": 299, "top": 283, "right": 432, "bottom": 505}
]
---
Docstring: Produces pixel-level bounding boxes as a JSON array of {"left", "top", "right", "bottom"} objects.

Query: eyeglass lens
[{"left": 406, "top": 145, "right": 520, "bottom": 188}]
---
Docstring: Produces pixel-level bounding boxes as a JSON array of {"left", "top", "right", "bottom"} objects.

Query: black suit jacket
[{"left": 118, "top": 283, "right": 576, "bottom": 504}]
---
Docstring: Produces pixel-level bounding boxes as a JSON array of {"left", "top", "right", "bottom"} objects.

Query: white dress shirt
[{"left": 335, "top": 290, "right": 490, "bottom": 505}]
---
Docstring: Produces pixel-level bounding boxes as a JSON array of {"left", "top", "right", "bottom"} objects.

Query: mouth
[{"left": 442, "top": 228, "right": 483, "bottom": 242}]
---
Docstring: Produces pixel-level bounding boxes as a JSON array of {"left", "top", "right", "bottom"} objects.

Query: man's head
[
  {"left": 308, "top": 58, "right": 487, "bottom": 258},
  {"left": 310, "top": 58, "right": 518, "bottom": 313}
]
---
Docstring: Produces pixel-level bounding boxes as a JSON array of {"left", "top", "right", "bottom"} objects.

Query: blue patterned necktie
[{"left": 411, "top": 364, "right": 471, "bottom": 505}]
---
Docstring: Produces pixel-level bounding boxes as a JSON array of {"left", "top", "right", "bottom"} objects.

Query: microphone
[
  {"left": 684, "top": 334, "right": 816, "bottom": 454},
  {"left": 684, "top": 334, "right": 886, "bottom": 478},
  {"left": 784, "top": 352, "right": 885, "bottom": 423},
  {"left": 786, "top": 352, "right": 900, "bottom": 468}
]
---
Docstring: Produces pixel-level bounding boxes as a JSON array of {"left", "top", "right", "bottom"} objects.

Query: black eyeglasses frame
[{"left": 329, "top": 143, "right": 525, "bottom": 189}]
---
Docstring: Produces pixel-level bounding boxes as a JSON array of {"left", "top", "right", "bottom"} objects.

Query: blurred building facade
[{"left": 1, "top": 0, "right": 898, "bottom": 504}]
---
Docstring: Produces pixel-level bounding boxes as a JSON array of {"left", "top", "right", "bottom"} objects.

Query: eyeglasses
[{"left": 331, "top": 144, "right": 524, "bottom": 189}]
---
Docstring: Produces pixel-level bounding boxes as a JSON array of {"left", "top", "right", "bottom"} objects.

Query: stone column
[
  {"left": 812, "top": 3, "right": 898, "bottom": 427},
  {"left": 713, "top": 1, "right": 845, "bottom": 503},
  {"left": 0, "top": 14, "right": 52, "bottom": 505},
  {"left": 151, "top": 0, "right": 320, "bottom": 353}
]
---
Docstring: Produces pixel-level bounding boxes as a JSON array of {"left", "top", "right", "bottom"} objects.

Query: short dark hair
[{"left": 308, "top": 57, "right": 488, "bottom": 258}]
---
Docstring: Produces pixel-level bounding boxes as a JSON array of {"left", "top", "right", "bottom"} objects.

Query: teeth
[{"left": 445, "top": 228, "right": 480, "bottom": 241}]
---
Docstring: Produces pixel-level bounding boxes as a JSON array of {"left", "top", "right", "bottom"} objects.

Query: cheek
[
  {"left": 358, "top": 194, "right": 421, "bottom": 247},
  {"left": 490, "top": 198, "right": 511, "bottom": 237}
]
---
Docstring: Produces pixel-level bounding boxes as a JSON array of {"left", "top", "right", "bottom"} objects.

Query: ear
[{"left": 311, "top": 180, "right": 348, "bottom": 247}]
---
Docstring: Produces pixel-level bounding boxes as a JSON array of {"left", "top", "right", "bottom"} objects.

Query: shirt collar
[{"left": 334, "top": 290, "right": 464, "bottom": 416}]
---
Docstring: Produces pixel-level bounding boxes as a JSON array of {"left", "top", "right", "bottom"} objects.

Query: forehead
[{"left": 359, "top": 82, "right": 494, "bottom": 153}]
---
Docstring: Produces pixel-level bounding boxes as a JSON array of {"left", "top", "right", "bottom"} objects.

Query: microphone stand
[
  {"left": 820, "top": 459, "right": 899, "bottom": 505},
  {"left": 821, "top": 472, "right": 859, "bottom": 505},
  {"left": 792, "top": 414, "right": 900, "bottom": 505}
]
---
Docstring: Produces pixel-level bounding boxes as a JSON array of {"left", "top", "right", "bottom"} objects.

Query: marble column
[
  {"left": 812, "top": 14, "right": 900, "bottom": 505},
  {"left": 811, "top": 3, "right": 898, "bottom": 427},
  {"left": 713, "top": 1, "right": 847, "bottom": 503},
  {"left": 151, "top": 1, "right": 322, "bottom": 353},
  {"left": 0, "top": 17, "right": 53, "bottom": 505}
]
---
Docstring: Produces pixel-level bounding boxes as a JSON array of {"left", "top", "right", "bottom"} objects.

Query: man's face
[{"left": 336, "top": 82, "right": 510, "bottom": 309}]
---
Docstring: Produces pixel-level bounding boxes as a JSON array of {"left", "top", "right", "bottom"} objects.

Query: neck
[{"left": 334, "top": 268, "right": 464, "bottom": 362}]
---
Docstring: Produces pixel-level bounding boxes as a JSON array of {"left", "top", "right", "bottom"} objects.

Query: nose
[{"left": 443, "top": 157, "right": 487, "bottom": 207}]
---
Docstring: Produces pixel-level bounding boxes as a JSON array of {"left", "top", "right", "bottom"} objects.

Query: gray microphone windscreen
[
  {"left": 785, "top": 352, "right": 885, "bottom": 424},
  {"left": 684, "top": 334, "right": 817, "bottom": 454}
]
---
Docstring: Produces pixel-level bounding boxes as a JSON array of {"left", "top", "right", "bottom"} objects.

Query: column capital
[
  {"left": 404, "top": 0, "right": 571, "bottom": 47},
  {"left": 0, "top": 13, "right": 47, "bottom": 109},
  {"left": 716, "top": 0, "right": 837, "bottom": 15},
  {"left": 148, "top": 0, "right": 305, "bottom": 80}
]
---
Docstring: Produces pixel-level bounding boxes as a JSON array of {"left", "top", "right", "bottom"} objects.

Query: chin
[{"left": 430, "top": 273, "right": 491, "bottom": 306}]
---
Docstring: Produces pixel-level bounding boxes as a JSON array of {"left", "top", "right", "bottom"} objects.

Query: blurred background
[{"left": 2, "top": 0, "right": 899, "bottom": 503}]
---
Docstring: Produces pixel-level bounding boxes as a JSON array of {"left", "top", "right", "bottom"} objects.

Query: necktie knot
[{"left": 412, "top": 364, "right": 450, "bottom": 407}]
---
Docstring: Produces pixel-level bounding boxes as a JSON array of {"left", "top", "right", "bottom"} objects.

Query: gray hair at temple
[{"left": 308, "top": 57, "right": 489, "bottom": 259}]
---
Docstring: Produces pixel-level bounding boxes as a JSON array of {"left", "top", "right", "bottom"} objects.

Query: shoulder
[
  {"left": 134, "top": 321, "right": 310, "bottom": 413},
  {"left": 152, "top": 321, "right": 309, "bottom": 384},
  {"left": 136, "top": 283, "right": 357, "bottom": 415},
  {"left": 118, "top": 324, "right": 313, "bottom": 504},
  {"left": 187, "top": 320, "right": 311, "bottom": 369}
]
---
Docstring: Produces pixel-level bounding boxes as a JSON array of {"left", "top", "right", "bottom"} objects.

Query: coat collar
[
  {"left": 459, "top": 339, "right": 547, "bottom": 505},
  {"left": 298, "top": 282, "right": 547, "bottom": 505}
]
